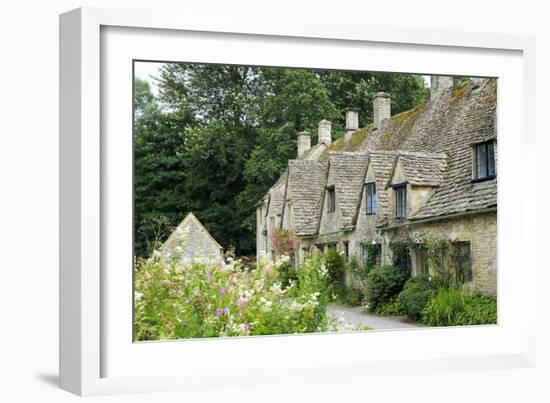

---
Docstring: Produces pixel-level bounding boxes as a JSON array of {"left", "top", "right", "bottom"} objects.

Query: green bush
[
  {"left": 365, "top": 266, "right": 408, "bottom": 312},
  {"left": 398, "top": 276, "right": 437, "bottom": 320},
  {"left": 278, "top": 261, "right": 298, "bottom": 289},
  {"left": 134, "top": 253, "right": 330, "bottom": 340},
  {"left": 324, "top": 248, "right": 346, "bottom": 286},
  {"left": 421, "top": 287, "right": 497, "bottom": 326},
  {"left": 374, "top": 296, "right": 406, "bottom": 316}
]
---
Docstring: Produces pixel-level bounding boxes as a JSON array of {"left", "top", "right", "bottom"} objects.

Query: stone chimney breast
[
  {"left": 373, "top": 92, "right": 391, "bottom": 129},
  {"left": 344, "top": 107, "right": 360, "bottom": 143},
  {"left": 297, "top": 131, "right": 311, "bottom": 158},
  {"left": 430, "top": 75, "right": 453, "bottom": 101},
  {"left": 318, "top": 119, "right": 332, "bottom": 146}
]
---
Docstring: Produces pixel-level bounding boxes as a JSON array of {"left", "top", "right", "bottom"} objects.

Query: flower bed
[{"left": 134, "top": 254, "right": 329, "bottom": 340}]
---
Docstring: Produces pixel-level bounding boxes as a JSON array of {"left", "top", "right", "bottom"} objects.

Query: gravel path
[{"left": 327, "top": 304, "right": 422, "bottom": 331}]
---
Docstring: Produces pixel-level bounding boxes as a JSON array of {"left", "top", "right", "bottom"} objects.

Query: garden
[{"left": 135, "top": 235, "right": 496, "bottom": 341}]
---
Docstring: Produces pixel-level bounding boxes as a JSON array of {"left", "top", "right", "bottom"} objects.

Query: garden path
[{"left": 327, "top": 304, "right": 422, "bottom": 331}]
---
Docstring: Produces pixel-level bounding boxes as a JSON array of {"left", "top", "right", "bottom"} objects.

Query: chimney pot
[
  {"left": 430, "top": 75, "right": 453, "bottom": 101},
  {"left": 344, "top": 107, "right": 360, "bottom": 143},
  {"left": 318, "top": 119, "right": 332, "bottom": 146},
  {"left": 297, "top": 131, "right": 311, "bottom": 158},
  {"left": 373, "top": 92, "right": 391, "bottom": 129}
]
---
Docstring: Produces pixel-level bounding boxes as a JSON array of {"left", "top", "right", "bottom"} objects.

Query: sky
[{"left": 133, "top": 61, "right": 432, "bottom": 96}]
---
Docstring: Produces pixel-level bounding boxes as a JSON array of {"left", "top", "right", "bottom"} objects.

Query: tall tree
[{"left": 135, "top": 64, "right": 428, "bottom": 257}]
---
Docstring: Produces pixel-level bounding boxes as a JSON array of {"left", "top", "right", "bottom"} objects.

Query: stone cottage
[
  {"left": 257, "top": 76, "right": 497, "bottom": 295},
  {"left": 160, "top": 212, "right": 223, "bottom": 263}
]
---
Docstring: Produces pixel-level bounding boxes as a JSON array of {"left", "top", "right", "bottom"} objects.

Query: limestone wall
[{"left": 381, "top": 211, "right": 497, "bottom": 295}]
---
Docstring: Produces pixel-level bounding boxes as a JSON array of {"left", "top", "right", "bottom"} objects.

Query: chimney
[
  {"left": 430, "top": 75, "right": 453, "bottom": 101},
  {"left": 344, "top": 107, "right": 360, "bottom": 143},
  {"left": 373, "top": 92, "right": 391, "bottom": 129},
  {"left": 318, "top": 119, "right": 332, "bottom": 146},
  {"left": 297, "top": 131, "right": 311, "bottom": 158}
]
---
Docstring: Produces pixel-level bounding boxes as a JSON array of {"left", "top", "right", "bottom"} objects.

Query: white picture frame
[{"left": 59, "top": 6, "right": 537, "bottom": 396}]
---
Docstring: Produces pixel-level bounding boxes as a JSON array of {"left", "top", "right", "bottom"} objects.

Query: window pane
[
  {"left": 476, "top": 144, "right": 487, "bottom": 178},
  {"left": 396, "top": 187, "right": 406, "bottom": 218},
  {"left": 487, "top": 141, "right": 495, "bottom": 176}
]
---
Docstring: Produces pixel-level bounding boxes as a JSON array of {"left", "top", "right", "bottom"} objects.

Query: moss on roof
[
  {"left": 329, "top": 124, "right": 373, "bottom": 152},
  {"left": 376, "top": 102, "right": 425, "bottom": 150}
]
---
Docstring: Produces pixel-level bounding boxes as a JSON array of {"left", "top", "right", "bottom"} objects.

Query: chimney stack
[
  {"left": 344, "top": 107, "right": 360, "bottom": 143},
  {"left": 318, "top": 119, "right": 332, "bottom": 146},
  {"left": 430, "top": 75, "right": 453, "bottom": 101},
  {"left": 373, "top": 92, "right": 391, "bottom": 129},
  {"left": 297, "top": 131, "right": 311, "bottom": 158}
]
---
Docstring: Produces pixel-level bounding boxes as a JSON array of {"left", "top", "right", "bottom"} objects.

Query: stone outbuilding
[
  {"left": 257, "top": 76, "right": 497, "bottom": 295},
  {"left": 160, "top": 212, "right": 223, "bottom": 264}
]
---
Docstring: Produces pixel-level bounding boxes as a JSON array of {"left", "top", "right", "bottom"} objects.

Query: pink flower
[
  {"left": 243, "top": 323, "right": 250, "bottom": 332},
  {"left": 223, "top": 307, "right": 230, "bottom": 315},
  {"left": 236, "top": 298, "right": 247, "bottom": 307},
  {"left": 167, "top": 320, "right": 173, "bottom": 327},
  {"left": 176, "top": 289, "right": 183, "bottom": 296},
  {"left": 219, "top": 287, "right": 226, "bottom": 294},
  {"left": 215, "top": 308, "right": 223, "bottom": 317},
  {"left": 185, "top": 298, "right": 190, "bottom": 304},
  {"left": 206, "top": 273, "right": 212, "bottom": 281}
]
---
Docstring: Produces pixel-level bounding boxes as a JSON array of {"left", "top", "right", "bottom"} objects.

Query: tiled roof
[
  {"left": 401, "top": 80, "right": 497, "bottom": 219},
  {"left": 391, "top": 151, "right": 448, "bottom": 187},
  {"left": 327, "top": 152, "right": 369, "bottom": 229},
  {"left": 285, "top": 160, "right": 328, "bottom": 236},
  {"left": 267, "top": 170, "right": 287, "bottom": 217},
  {"left": 259, "top": 78, "right": 497, "bottom": 233},
  {"left": 364, "top": 151, "right": 397, "bottom": 220}
]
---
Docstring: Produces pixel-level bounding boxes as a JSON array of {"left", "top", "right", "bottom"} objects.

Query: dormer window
[
  {"left": 473, "top": 140, "right": 496, "bottom": 181},
  {"left": 394, "top": 184, "right": 407, "bottom": 219},
  {"left": 327, "top": 185, "right": 336, "bottom": 213},
  {"left": 365, "top": 182, "right": 377, "bottom": 215}
]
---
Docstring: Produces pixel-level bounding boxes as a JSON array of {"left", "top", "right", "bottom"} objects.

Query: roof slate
[
  {"left": 365, "top": 151, "right": 397, "bottom": 220},
  {"left": 259, "top": 78, "right": 497, "bottom": 233},
  {"left": 285, "top": 160, "right": 328, "bottom": 236},
  {"left": 392, "top": 151, "right": 448, "bottom": 187},
  {"left": 327, "top": 152, "right": 369, "bottom": 229}
]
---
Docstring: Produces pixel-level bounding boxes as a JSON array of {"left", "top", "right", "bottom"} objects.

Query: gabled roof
[
  {"left": 363, "top": 151, "right": 397, "bottom": 219},
  {"left": 284, "top": 159, "right": 328, "bottom": 236},
  {"left": 326, "top": 152, "right": 369, "bottom": 229},
  {"left": 259, "top": 78, "right": 497, "bottom": 234},
  {"left": 387, "top": 151, "right": 448, "bottom": 187},
  {"left": 267, "top": 170, "right": 287, "bottom": 217},
  {"left": 160, "top": 212, "right": 223, "bottom": 252}
]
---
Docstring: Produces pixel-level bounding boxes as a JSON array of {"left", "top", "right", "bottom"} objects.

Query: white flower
[
  {"left": 134, "top": 292, "right": 143, "bottom": 301},
  {"left": 371, "top": 240, "right": 377, "bottom": 245}
]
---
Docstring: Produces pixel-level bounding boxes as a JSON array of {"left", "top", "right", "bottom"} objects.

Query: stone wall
[
  {"left": 381, "top": 211, "right": 497, "bottom": 295},
  {"left": 162, "top": 218, "right": 222, "bottom": 263}
]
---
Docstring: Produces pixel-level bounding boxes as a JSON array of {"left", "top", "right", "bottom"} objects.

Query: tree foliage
[{"left": 134, "top": 64, "right": 428, "bottom": 257}]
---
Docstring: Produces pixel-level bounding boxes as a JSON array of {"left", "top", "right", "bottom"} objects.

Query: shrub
[
  {"left": 398, "top": 276, "right": 437, "bottom": 320},
  {"left": 324, "top": 248, "right": 346, "bottom": 286},
  {"left": 421, "top": 287, "right": 497, "bottom": 326},
  {"left": 365, "top": 266, "right": 408, "bottom": 312},
  {"left": 134, "top": 253, "right": 329, "bottom": 340},
  {"left": 374, "top": 296, "right": 406, "bottom": 316}
]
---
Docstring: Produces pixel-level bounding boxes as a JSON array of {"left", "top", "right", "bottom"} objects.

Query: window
[
  {"left": 343, "top": 241, "right": 349, "bottom": 260},
  {"left": 474, "top": 140, "right": 496, "bottom": 181},
  {"left": 326, "top": 185, "right": 336, "bottom": 212},
  {"left": 365, "top": 182, "right": 377, "bottom": 215},
  {"left": 415, "top": 247, "right": 429, "bottom": 276},
  {"left": 395, "top": 184, "right": 407, "bottom": 219},
  {"left": 453, "top": 242, "right": 473, "bottom": 283},
  {"left": 362, "top": 244, "right": 381, "bottom": 269}
]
